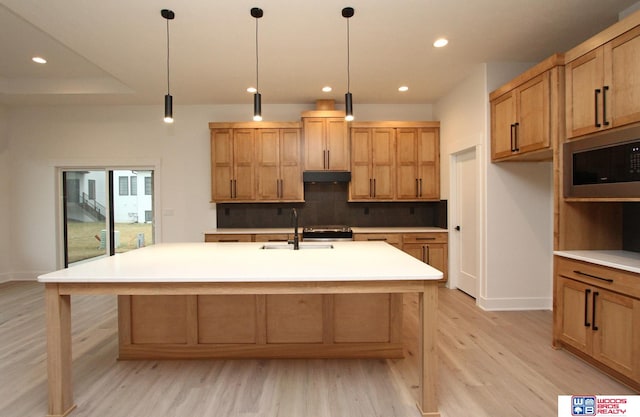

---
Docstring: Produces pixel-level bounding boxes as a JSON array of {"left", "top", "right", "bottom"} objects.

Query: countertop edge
[
  {"left": 204, "top": 227, "right": 448, "bottom": 235},
  {"left": 554, "top": 250, "right": 640, "bottom": 275}
]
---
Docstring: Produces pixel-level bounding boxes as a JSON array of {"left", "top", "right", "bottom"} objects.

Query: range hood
[{"left": 303, "top": 171, "right": 351, "bottom": 183}]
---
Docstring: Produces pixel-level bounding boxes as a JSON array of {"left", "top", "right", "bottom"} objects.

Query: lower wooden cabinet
[
  {"left": 402, "top": 233, "right": 448, "bottom": 282},
  {"left": 554, "top": 256, "right": 640, "bottom": 389},
  {"left": 353, "top": 232, "right": 402, "bottom": 249},
  {"left": 118, "top": 293, "right": 403, "bottom": 359}
]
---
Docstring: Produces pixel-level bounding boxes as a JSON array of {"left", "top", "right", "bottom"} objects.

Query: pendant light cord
[
  {"left": 346, "top": 17, "right": 351, "bottom": 93},
  {"left": 166, "top": 18, "right": 171, "bottom": 95},
  {"left": 255, "top": 18, "right": 259, "bottom": 93}
]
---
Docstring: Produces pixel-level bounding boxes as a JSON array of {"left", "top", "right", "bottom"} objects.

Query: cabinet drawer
[
  {"left": 353, "top": 233, "right": 402, "bottom": 247},
  {"left": 204, "top": 234, "right": 253, "bottom": 243},
  {"left": 402, "top": 232, "right": 447, "bottom": 244},
  {"left": 555, "top": 256, "right": 640, "bottom": 299},
  {"left": 254, "top": 234, "right": 291, "bottom": 242}
]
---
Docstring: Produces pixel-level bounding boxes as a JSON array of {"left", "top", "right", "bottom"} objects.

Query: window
[
  {"left": 145, "top": 177, "right": 152, "bottom": 195},
  {"left": 145, "top": 210, "right": 153, "bottom": 222},
  {"left": 130, "top": 176, "right": 137, "bottom": 196},
  {"left": 88, "top": 179, "right": 96, "bottom": 200},
  {"left": 119, "top": 176, "right": 129, "bottom": 196}
]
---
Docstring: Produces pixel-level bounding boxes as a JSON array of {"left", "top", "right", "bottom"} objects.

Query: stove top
[
  {"left": 302, "top": 225, "right": 352, "bottom": 233},
  {"left": 302, "top": 225, "right": 353, "bottom": 241}
]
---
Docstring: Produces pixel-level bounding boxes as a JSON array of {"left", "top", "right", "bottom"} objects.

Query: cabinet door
[
  {"left": 303, "top": 118, "right": 326, "bottom": 170},
  {"left": 566, "top": 48, "right": 605, "bottom": 138},
  {"left": 255, "top": 129, "right": 280, "bottom": 200},
  {"left": 371, "top": 128, "right": 395, "bottom": 199},
  {"left": 516, "top": 72, "right": 550, "bottom": 153},
  {"left": 396, "top": 128, "right": 419, "bottom": 199},
  {"left": 591, "top": 290, "right": 638, "bottom": 379},
  {"left": 350, "top": 128, "right": 373, "bottom": 199},
  {"left": 326, "top": 118, "right": 349, "bottom": 170},
  {"left": 211, "top": 129, "right": 234, "bottom": 200},
  {"left": 425, "top": 243, "right": 447, "bottom": 282},
  {"left": 417, "top": 128, "right": 439, "bottom": 199},
  {"left": 491, "top": 92, "right": 517, "bottom": 160},
  {"left": 557, "top": 277, "right": 591, "bottom": 352},
  {"left": 279, "top": 129, "right": 303, "bottom": 201},
  {"left": 232, "top": 129, "right": 256, "bottom": 200},
  {"left": 607, "top": 25, "right": 640, "bottom": 129}
]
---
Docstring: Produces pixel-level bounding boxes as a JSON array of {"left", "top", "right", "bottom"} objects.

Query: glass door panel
[
  {"left": 112, "top": 170, "right": 155, "bottom": 254},
  {"left": 63, "top": 170, "right": 108, "bottom": 266}
]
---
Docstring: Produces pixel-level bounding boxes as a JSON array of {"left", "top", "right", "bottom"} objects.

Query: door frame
[
  {"left": 55, "top": 160, "right": 161, "bottom": 269},
  {"left": 448, "top": 145, "right": 484, "bottom": 300}
]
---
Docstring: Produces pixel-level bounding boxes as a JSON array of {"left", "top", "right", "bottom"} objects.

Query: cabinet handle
[
  {"left": 573, "top": 270, "right": 614, "bottom": 283},
  {"left": 419, "top": 178, "right": 423, "bottom": 197},
  {"left": 514, "top": 122, "right": 520, "bottom": 151},
  {"left": 584, "top": 289, "right": 591, "bottom": 327},
  {"left": 421, "top": 246, "right": 426, "bottom": 262},
  {"left": 425, "top": 245, "right": 430, "bottom": 263},
  {"left": 230, "top": 180, "right": 234, "bottom": 198},
  {"left": 592, "top": 291, "right": 599, "bottom": 331},
  {"left": 234, "top": 180, "right": 237, "bottom": 198},
  {"left": 595, "top": 88, "right": 601, "bottom": 128},
  {"left": 367, "top": 238, "right": 387, "bottom": 241},
  {"left": 510, "top": 123, "right": 516, "bottom": 151},
  {"left": 323, "top": 150, "right": 327, "bottom": 169},
  {"left": 602, "top": 85, "right": 610, "bottom": 126},
  {"left": 416, "top": 237, "right": 436, "bottom": 241},
  {"left": 415, "top": 178, "right": 419, "bottom": 197},
  {"left": 327, "top": 150, "right": 330, "bottom": 169},
  {"left": 373, "top": 178, "right": 376, "bottom": 197},
  {"left": 369, "top": 179, "right": 373, "bottom": 197}
]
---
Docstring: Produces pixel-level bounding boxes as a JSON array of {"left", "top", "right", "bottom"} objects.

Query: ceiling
[{"left": 1, "top": 0, "right": 639, "bottom": 107}]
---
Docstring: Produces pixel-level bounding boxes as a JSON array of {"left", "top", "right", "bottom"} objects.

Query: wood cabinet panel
[
  {"left": 334, "top": 294, "right": 390, "bottom": 343},
  {"left": 256, "top": 128, "right": 303, "bottom": 201},
  {"left": 349, "top": 128, "right": 395, "bottom": 200},
  {"left": 403, "top": 233, "right": 448, "bottom": 282},
  {"left": 204, "top": 234, "right": 253, "bottom": 242},
  {"left": 130, "top": 295, "right": 189, "bottom": 344},
  {"left": 266, "top": 294, "right": 323, "bottom": 343},
  {"left": 198, "top": 295, "right": 257, "bottom": 344},
  {"left": 566, "top": 25, "right": 640, "bottom": 138},
  {"left": 353, "top": 233, "right": 402, "bottom": 249},
  {"left": 554, "top": 256, "right": 640, "bottom": 386},
  {"left": 303, "top": 117, "right": 349, "bottom": 171}
]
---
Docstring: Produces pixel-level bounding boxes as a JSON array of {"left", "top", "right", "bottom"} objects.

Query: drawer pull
[
  {"left": 573, "top": 270, "right": 614, "bottom": 283},
  {"left": 416, "top": 237, "right": 436, "bottom": 241},
  {"left": 592, "top": 291, "right": 599, "bottom": 331},
  {"left": 367, "top": 238, "right": 387, "bottom": 241},
  {"left": 584, "top": 289, "right": 591, "bottom": 327}
]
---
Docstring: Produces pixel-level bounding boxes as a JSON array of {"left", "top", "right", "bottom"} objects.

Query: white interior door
[{"left": 452, "top": 147, "right": 479, "bottom": 298}]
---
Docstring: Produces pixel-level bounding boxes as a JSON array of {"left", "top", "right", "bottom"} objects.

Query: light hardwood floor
[{"left": 0, "top": 281, "right": 634, "bottom": 417}]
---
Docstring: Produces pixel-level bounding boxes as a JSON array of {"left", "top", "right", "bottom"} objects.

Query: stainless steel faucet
[{"left": 289, "top": 208, "right": 300, "bottom": 250}]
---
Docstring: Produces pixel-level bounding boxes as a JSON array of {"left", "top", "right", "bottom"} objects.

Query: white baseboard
[
  {"left": 477, "top": 295, "right": 552, "bottom": 311},
  {"left": 0, "top": 272, "right": 11, "bottom": 284},
  {"left": 0, "top": 271, "right": 42, "bottom": 283}
]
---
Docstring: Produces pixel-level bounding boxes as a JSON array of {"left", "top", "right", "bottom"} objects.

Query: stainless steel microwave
[{"left": 564, "top": 125, "right": 640, "bottom": 198}]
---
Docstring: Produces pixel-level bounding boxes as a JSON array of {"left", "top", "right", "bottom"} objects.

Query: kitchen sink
[{"left": 260, "top": 243, "right": 334, "bottom": 250}]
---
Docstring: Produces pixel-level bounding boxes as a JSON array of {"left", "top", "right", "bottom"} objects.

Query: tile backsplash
[{"left": 217, "top": 182, "right": 447, "bottom": 229}]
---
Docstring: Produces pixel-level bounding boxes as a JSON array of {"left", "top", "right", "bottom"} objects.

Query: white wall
[
  {"left": 0, "top": 106, "right": 10, "bottom": 282},
  {"left": 435, "top": 62, "right": 553, "bottom": 310},
  {"left": 6, "top": 102, "right": 433, "bottom": 279}
]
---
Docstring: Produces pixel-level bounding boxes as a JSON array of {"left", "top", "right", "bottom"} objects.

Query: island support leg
[
  {"left": 45, "top": 283, "right": 76, "bottom": 417},
  {"left": 417, "top": 283, "right": 440, "bottom": 417}
]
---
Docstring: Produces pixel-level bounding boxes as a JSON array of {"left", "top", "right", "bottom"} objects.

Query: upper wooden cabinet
[
  {"left": 210, "top": 128, "right": 255, "bottom": 201},
  {"left": 396, "top": 128, "right": 440, "bottom": 200},
  {"left": 349, "top": 122, "right": 440, "bottom": 202},
  {"left": 210, "top": 122, "right": 302, "bottom": 203},
  {"left": 255, "top": 128, "right": 303, "bottom": 202},
  {"left": 302, "top": 115, "right": 349, "bottom": 171},
  {"left": 490, "top": 54, "right": 564, "bottom": 162},
  {"left": 350, "top": 127, "right": 395, "bottom": 200},
  {"left": 566, "top": 25, "right": 640, "bottom": 139}
]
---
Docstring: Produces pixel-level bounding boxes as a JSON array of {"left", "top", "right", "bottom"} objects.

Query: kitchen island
[{"left": 38, "top": 241, "right": 442, "bottom": 417}]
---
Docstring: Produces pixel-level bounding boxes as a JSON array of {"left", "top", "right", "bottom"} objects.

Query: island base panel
[{"left": 118, "top": 293, "right": 404, "bottom": 359}]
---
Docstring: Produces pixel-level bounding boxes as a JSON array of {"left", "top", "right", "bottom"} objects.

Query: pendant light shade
[
  {"left": 342, "top": 7, "right": 355, "bottom": 121},
  {"left": 251, "top": 7, "right": 264, "bottom": 122},
  {"left": 161, "top": 9, "right": 175, "bottom": 124}
]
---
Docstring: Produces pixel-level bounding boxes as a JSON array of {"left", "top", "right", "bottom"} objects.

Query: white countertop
[
  {"left": 204, "top": 227, "right": 447, "bottom": 235},
  {"left": 38, "top": 242, "right": 443, "bottom": 283},
  {"left": 554, "top": 250, "right": 640, "bottom": 274}
]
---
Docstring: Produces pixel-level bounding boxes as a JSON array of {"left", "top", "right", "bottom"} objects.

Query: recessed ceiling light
[
  {"left": 32, "top": 56, "right": 47, "bottom": 64},
  {"left": 398, "top": 86, "right": 409, "bottom": 92},
  {"left": 322, "top": 86, "right": 332, "bottom": 92},
  {"left": 247, "top": 87, "right": 257, "bottom": 93},
  {"left": 433, "top": 38, "right": 448, "bottom": 48}
]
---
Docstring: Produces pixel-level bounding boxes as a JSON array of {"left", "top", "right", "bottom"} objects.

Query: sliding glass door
[{"left": 62, "top": 168, "right": 154, "bottom": 267}]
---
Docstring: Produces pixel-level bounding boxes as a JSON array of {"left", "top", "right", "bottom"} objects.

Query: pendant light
[
  {"left": 161, "top": 9, "right": 175, "bottom": 123},
  {"left": 342, "top": 7, "right": 355, "bottom": 121},
  {"left": 251, "top": 7, "right": 263, "bottom": 122}
]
